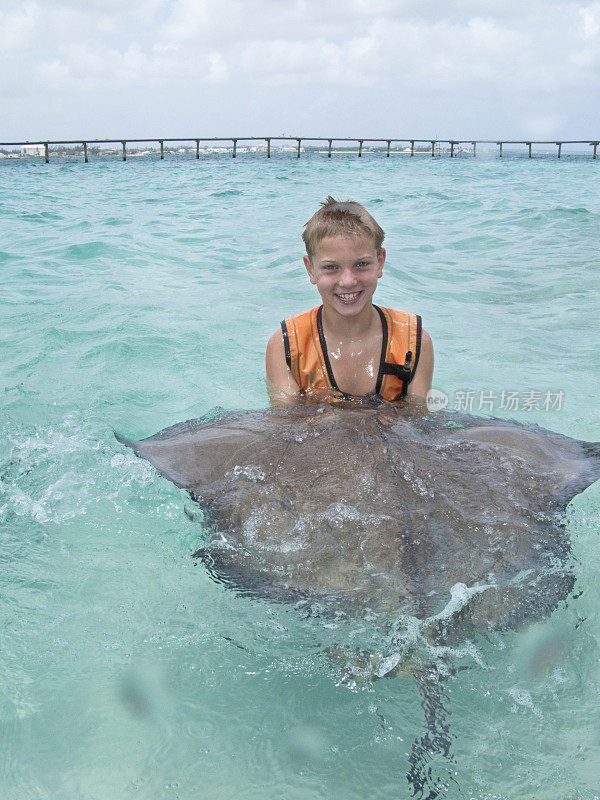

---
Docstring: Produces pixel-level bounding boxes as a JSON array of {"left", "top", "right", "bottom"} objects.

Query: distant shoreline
[{"left": 1, "top": 137, "right": 598, "bottom": 161}]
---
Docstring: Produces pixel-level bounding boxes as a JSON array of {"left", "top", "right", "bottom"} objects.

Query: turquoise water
[{"left": 1, "top": 154, "right": 599, "bottom": 799}]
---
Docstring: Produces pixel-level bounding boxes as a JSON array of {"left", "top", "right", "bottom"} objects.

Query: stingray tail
[{"left": 406, "top": 659, "right": 459, "bottom": 800}]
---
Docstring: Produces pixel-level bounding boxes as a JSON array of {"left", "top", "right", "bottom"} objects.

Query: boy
[{"left": 266, "top": 196, "right": 433, "bottom": 405}]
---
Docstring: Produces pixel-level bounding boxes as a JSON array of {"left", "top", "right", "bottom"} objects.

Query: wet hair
[{"left": 302, "top": 196, "right": 385, "bottom": 259}]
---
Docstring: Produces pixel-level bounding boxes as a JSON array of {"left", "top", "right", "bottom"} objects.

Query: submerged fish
[{"left": 116, "top": 404, "right": 600, "bottom": 798}]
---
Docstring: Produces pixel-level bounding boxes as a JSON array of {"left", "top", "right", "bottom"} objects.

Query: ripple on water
[{"left": 210, "top": 189, "right": 243, "bottom": 197}]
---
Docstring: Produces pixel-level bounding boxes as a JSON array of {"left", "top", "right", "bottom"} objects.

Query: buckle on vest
[{"left": 381, "top": 350, "right": 413, "bottom": 381}]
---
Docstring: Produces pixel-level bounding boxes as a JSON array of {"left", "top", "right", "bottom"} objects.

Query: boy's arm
[
  {"left": 266, "top": 330, "right": 301, "bottom": 406},
  {"left": 407, "top": 329, "right": 434, "bottom": 400}
]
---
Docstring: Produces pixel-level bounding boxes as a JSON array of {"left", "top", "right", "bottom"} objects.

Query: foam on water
[{"left": 1, "top": 154, "right": 599, "bottom": 800}]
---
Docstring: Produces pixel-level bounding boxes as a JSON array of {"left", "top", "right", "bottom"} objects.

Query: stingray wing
[
  {"left": 436, "top": 415, "right": 600, "bottom": 508},
  {"left": 115, "top": 411, "right": 278, "bottom": 492}
]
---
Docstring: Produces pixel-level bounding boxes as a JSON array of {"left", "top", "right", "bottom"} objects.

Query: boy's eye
[{"left": 322, "top": 264, "right": 337, "bottom": 271}]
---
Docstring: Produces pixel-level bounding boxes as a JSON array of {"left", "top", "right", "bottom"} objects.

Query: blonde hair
[{"left": 302, "top": 196, "right": 385, "bottom": 259}]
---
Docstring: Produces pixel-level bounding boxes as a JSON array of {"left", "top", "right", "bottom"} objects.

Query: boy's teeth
[{"left": 338, "top": 292, "right": 360, "bottom": 300}]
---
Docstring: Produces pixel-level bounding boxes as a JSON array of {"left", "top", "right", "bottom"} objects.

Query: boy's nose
[{"left": 338, "top": 267, "right": 357, "bottom": 287}]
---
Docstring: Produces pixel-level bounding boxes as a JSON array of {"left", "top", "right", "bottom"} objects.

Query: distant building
[{"left": 21, "top": 144, "right": 45, "bottom": 155}]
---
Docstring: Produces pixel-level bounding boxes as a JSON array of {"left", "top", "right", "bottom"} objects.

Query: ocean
[{"left": 1, "top": 152, "right": 599, "bottom": 799}]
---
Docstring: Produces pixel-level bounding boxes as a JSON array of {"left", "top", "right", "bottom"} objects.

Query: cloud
[
  {"left": 238, "top": 36, "right": 379, "bottom": 87},
  {"left": 0, "top": 4, "right": 41, "bottom": 54},
  {"left": 1, "top": 0, "right": 599, "bottom": 138},
  {"left": 580, "top": 2, "right": 600, "bottom": 38},
  {"left": 7, "top": 0, "right": 594, "bottom": 91}
]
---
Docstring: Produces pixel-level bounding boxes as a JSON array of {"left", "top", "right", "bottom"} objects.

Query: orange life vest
[{"left": 280, "top": 305, "right": 422, "bottom": 402}]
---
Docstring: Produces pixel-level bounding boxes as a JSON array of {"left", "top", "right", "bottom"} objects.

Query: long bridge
[{"left": 1, "top": 137, "right": 598, "bottom": 162}]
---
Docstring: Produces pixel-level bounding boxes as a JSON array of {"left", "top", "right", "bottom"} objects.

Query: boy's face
[{"left": 304, "top": 235, "right": 385, "bottom": 318}]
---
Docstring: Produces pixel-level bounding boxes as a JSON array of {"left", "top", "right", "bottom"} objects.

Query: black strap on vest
[
  {"left": 280, "top": 320, "right": 292, "bottom": 370},
  {"left": 316, "top": 306, "right": 341, "bottom": 392},
  {"left": 381, "top": 356, "right": 413, "bottom": 381},
  {"left": 374, "top": 306, "right": 388, "bottom": 395}
]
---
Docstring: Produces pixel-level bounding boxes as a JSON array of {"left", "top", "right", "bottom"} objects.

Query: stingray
[{"left": 116, "top": 404, "right": 600, "bottom": 798}]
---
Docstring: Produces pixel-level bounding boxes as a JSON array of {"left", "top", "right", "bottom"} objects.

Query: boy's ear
[
  {"left": 377, "top": 248, "right": 386, "bottom": 278},
  {"left": 304, "top": 255, "right": 317, "bottom": 285}
]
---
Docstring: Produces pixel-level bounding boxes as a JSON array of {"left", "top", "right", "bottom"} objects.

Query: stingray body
[
  {"left": 117, "top": 404, "right": 600, "bottom": 799},
  {"left": 116, "top": 405, "right": 600, "bottom": 630}
]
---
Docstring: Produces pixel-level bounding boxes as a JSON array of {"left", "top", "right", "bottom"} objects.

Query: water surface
[{"left": 1, "top": 154, "right": 599, "bottom": 799}]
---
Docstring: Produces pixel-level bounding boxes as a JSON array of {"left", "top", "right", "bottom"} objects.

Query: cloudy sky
[{"left": 2, "top": 0, "right": 599, "bottom": 142}]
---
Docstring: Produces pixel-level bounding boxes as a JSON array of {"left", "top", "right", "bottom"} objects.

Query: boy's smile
[{"left": 304, "top": 235, "right": 385, "bottom": 318}]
